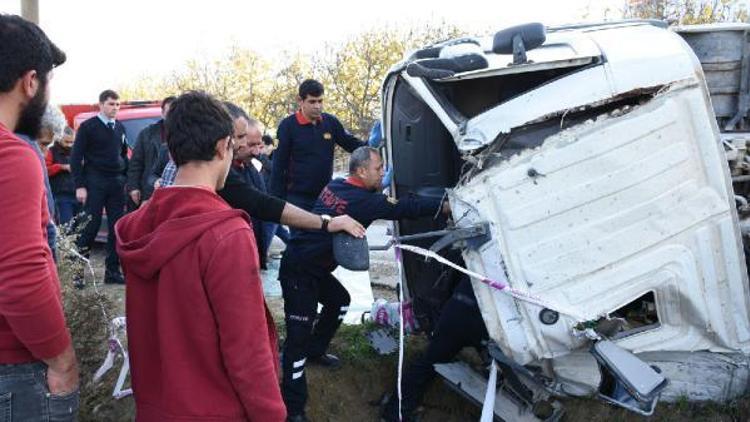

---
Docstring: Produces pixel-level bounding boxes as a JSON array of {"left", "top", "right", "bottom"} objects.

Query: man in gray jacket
[{"left": 126, "top": 96, "right": 175, "bottom": 206}]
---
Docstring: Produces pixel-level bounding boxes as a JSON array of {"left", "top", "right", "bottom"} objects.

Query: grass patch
[{"left": 330, "top": 322, "right": 380, "bottom": 361}]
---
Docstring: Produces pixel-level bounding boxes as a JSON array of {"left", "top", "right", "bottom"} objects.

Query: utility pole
[{"left": 21, "top": 0, "right": 39, "bottom": 24}]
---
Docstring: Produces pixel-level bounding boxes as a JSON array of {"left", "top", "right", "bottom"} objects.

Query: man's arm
[
  {"left": 279, "top": 202, "right": 365, "bottom": 237},
  {"left": 44, "top": 343, "right": 79, "bottom": 395},
  {"left": 126, "top": 128, "right": 148, "bottom": 204},
  {"left": 333, "top": 117, "right": 366, "bottom": 153},
  {"left": 220, "top": 169, "right": 366, "bottom": 237},
  {"left": 0, "top": 144, "right": 78, "bottom": 393},
  {"left": 269, "top": 120, "right": 291, "bottom": 199},
  {"left": 204, "top": 229, "right": 286, "bottom": 421},
  {"left": 361, "top": 193, "right": 445, "bottom": 222},
  {"left": 219, "top": 169, "right": 286, "bottom": 222},
  {"left": 150, "top": 144, "right": 169, "bottom": 185}
]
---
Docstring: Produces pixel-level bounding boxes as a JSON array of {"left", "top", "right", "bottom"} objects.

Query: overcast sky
[{"left": 0, "top": 0, "right": 658, "bottom": 103}]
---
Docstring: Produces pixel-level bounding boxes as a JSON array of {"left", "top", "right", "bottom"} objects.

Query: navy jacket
[
  {"left": 270, "top": 112, "right": 365, "bottom": 200},
  {"left": 71, "top": 116, "right": 128, "bottom": 187},
  {"left": 126, "top": 119, "right": 164, "bottom": 200},
  {"left": 284, "top": 177, "right": 443, "bottom": 271}
]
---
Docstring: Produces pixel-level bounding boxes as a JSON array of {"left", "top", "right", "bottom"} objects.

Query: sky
[{"left": 0, "top": 0, "right": 647, "bottom": 103}]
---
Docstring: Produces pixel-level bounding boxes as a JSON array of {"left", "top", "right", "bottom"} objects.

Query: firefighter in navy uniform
[
  {"left": 279, "top": 146, "right": 449, "bottom": 422},
  {"left": 269, "top": 79, "right": 366, "bottom": 214}
]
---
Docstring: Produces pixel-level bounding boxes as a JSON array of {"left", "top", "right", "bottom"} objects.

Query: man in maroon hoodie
[
  {"left": 115, "top": 91, "right": 286, "bottom": 421},
  {"left": 0, "top": 14, "right": 80, "bottom": 421}
]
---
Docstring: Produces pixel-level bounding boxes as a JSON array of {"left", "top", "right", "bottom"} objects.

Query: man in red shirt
[
  {"left": 0, "top": 14, "right": 79, "bottom": 421},
  {"left": 116, "top": 91, "right": 286, "bottom": 421}
]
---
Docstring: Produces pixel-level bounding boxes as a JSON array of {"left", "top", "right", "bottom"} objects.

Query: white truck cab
[{"left": 380, "top": 21, "right": 750, "bottom": 418}]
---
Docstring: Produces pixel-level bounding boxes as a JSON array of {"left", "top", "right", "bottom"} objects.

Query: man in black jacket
[
  {"left": 222, "top": 103, "right": 270, "bottom": 268},
  {"left": 126, "top": 96, "right": 175, "bottom": 207},
  {"left": 71, "top": 89, "right": 128, "bottom": 284}
]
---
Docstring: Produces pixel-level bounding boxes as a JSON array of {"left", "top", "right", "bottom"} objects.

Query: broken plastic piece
[
  {"left": 591, "top": 340, "right": 668, "bottom": 416},
  {"left": 366, "top": 328, "right": 398, "bottom": 355},
  {"left": 93, "top": 317, "right": 132, "bottom": 399}
]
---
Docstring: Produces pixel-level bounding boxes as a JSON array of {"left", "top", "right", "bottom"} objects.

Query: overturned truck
[{"left": 380, "top": 20, "right": 750, "bottom": 419}]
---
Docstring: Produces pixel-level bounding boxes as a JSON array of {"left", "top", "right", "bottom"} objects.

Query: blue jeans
[
  {"left": 0, "top": 362, "right": 79, "bottom": 421},
  {"left": 54, "top": 194, "right": 81, "bottom": 226}
]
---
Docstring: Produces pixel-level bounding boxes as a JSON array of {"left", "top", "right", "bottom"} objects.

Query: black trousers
[
  {"left": 384, "top": 278, "right": 488, "bottom": 420},
  {"left": 76, "top": 174, "right": 126, "bottom": 273},
  {"left": 279, "top": 255, "right": 350, "bottom": 415}
]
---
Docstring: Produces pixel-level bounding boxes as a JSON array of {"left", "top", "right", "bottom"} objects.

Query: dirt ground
[{"left": 77, "top": 242, "right": 750, "bottom": 422}]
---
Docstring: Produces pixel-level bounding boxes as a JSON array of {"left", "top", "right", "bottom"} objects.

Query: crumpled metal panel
[
  {"left": 456, "top": 24, "right": 702, "bottom": 151},
  {"left": 455, "top": 84, "right": 750, "bottom": 364}
]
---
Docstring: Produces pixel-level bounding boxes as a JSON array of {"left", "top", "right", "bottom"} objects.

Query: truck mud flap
[{"left": 434, "top": 361, "right": 564, "bottom": 422}]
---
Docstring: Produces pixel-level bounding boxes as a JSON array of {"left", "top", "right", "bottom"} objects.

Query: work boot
[
  {"left": 72, "top": 266, "right": 85, "bottom": 289},
  {"left": 73, "top": 276, "right": 85, "bottom": 290},
  {"left": 308, "top": 353, "right": 341, "bottom": 369},
  {"left": 286, "top": 413, "right": 309, "bottom": 422},
  {"left": 380, "top": 392, "right": 420, "bottom": 422},
  {"left": 104, "top": 270, "right": 125, "bottom": 285}
]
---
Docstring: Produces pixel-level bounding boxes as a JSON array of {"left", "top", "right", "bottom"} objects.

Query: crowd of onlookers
[
  {"left": 0, "top": 13, "right": 470, "bottom": 422},
  {"left": 36, "top": 93, "right": 289, "bottom": 279}
]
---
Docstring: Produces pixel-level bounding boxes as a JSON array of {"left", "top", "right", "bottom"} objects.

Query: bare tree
[
  {"left": 623, "top": 0, "right": 749, "bottom": 24},
  {"left": 119, "top": 21, "right": 466, "bottom": 148}
]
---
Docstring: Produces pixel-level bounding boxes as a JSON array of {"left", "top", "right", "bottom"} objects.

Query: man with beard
[
  {"left": 0, "top": 14, "right": 80, "bottom": 420},
  {"left": 71, "top": 89, "right": 129, "bottom": 284},
  {"left": 222, "top": 103, "right": 270, "bottom": 268}
]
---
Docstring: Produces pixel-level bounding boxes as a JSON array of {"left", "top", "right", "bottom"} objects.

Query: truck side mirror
[{"left": 493, "top": 22, "right": 546, "bottom": 65}]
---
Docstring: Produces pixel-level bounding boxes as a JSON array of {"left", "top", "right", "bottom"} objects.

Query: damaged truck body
[{"left": 381, "top": 21, "right": 750, "bottom": 418}]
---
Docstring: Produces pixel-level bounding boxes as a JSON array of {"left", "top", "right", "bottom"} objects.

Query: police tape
[
  {"left": 394, "top": 246, "right": 406, "bottom": 421},
  {"left": 57, "top": 226, "right": 132, "bottom": 399},
  {"left": 394, "top": 244, "right": 587, "bottom": 321}
]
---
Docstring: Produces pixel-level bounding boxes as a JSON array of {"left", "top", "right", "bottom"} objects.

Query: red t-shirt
[{"left": 0, "top": 123, "right": 71, "bottom": 363}]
